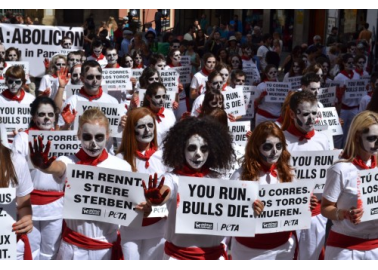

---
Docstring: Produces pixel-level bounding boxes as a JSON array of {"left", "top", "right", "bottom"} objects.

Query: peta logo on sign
[
  {"left": 220, "top": 224, "right": 239, "bottom": 231},
  {"left": 262, "top": 221, "right": 278, "bottom": 229},
  {"left": 194, "top": 222, "right": 213, "bottom": 230},
  {"left": 371, "top": 207, "right": 378, "bottom": 215},
  {"left": 82, "top": 207, "right": 101, "bottom": 216}
]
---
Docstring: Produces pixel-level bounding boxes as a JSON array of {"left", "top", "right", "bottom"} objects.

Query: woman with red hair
[{"left": 230, "top": 121, "right": 296, "bottom": 260}]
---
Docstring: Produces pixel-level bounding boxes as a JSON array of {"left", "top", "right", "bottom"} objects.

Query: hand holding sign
[
  {"left": 310, "top": 195, "right": 318, "bottom": 211},
  {"left": 172, "top": 101, "right": 179, "bottom": 110},
  {"left": 61, "top": 104, "right": 78, "bottom": 124},
  {"left": 29, "top": 135, "right": 56, "bottom": 169},
  {"left": 142, "top": 173, "right": 170, "bottom": 205},
  {"left": 253, "top": 199, "right": 264, "bottom": 216},
  {"left": 343, "top": 207, "right": 364, "bottom": 225}
]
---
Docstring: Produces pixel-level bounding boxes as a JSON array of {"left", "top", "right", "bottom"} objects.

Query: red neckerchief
[
  {"left": 105, "top": 63, "right": 120, "bottom": 68},
  {"left": 75, "top": 148, "right": 108, "bottom": 166},
  {"left": 1, "top": 89, "right": 25, "bottom": 103},
  {"left": 0, "top": 76, "right": 3, "bottom": 79},
  {"left": 135, "top": 143, "right": 157, "bottom": 169},
  {"left": 341, "top": 70, "right": 354, "bottom": 80},
  {"left": 169, "top": 63, "right": 181, "bottom": 68},
  {"left": 91, "top": 53, "right": 105, "bottom": 61},
  {"left": 352, "top": 155, "right": 377, "bottom": 170},
  {"left": 222, "top": 83, "right": 228, "bottom": 91},
  {"left": 155, "top": 107, "right": 165, "bottom": 123},
  {"left": 241, "top": 55, "right": 250, "bottom": 61},
  {"left": 135, "top": 63, "right": 143, "bottom": 69},
  {"left": 354, "top": 68, "right": 364, "bottom": 76},
  {"left": 52, "top": 74, "right": 58, "bottom": 78},
  {"left": 368, "top": 91, "right": 373, "bottom": 97},
  {"left": 79, "top": 86, "right": 103, "bottom": 101},
  {"left": 287, "top": 123, "right": 315, "bottom": 141},
  {"left": 201, "top": 67, "right": 211, "bottom": 76},
  {"left": 260, "top": 163, "right": 278, "bottom": 177},
  {"left": 173, "top": 164, "right": 210, "bottom": 177}
]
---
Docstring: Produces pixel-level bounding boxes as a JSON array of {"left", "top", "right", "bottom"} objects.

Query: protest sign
[
  {"left": 28, "top": 131, "right": 81, "bottom": 169},
  {"left": 345, "top": 79, "right": 368, "bottom": 99},
  {"left": 290, "top": 150, "right": 342, "bottom": 193},
  {"left": 137, "top": 89, "right": 175, "bottom": 110},
  {"left": 4, "top": 61, "right": 30, "bottom": 81},
  {"left": 0, "top": 24, "right": 83, "bottom": 77},
  {"left": 228, "top": 121, "right": 251, "bottom": 146},
  {"left": 0, "top": 188, "right": 17, "bottom": 260},
  {"left": 101, "top": 68, "right": 132, "bottom": 90},
  {"left": 265, "top": 82, "right": 291, "bottom": 103},
  {"left": 287, "top": 76, "right": 302, "bottom": 89},
  {"left": 0, "top": 104, "right": 31, "bottom": 130},
  {"left": 315, "top": 107, "right": 342, "bottom": 136},
  {"left": 131, "top": 69, "right": 144, "bottom": 86},
  {"left": 176, "top": 176, "right": 259, "bottom": 237},
  {"left": 359, "top": 168, "right": 378, "bottom": 222},
  {"left": 74, "top": 101, "right": 125, "bottom": 138},
  {"left": 237, "top": 85, "right": 259, "bottom": 120},
  {"left": 255, "top": 181, "right": 315, "bottom": 233},
  {"left": 222, "top": 88, "right": 246, "bottom": 117},
  {"left": 225, "top": 144, "right": 245, "bottom": 179},
  {"left": 180, "top": 56, "right": 191, "bottom": 66},
  {"left": 172, "top": 66, "right": 191, "bottom": 85},
  {"left": 0, "top": 79, "right": 5, "bottom": 94},
  {"left": 159, "top": 70, "right": 179, "bottom": 92},
  {"left": 323, "top": 81, "right": 341, "bottom": 88},
  {"left": 63, "top": 164, "right": 146, "bottom": 227},
  {"left": 65, "top": 85, "right": 83, "bottom": 100},
  {"left": 318, "top": 87, "right": 336, "bottom": 107},
  {"left": 243, "top": 67, "right": 260, "bottom": 86}
]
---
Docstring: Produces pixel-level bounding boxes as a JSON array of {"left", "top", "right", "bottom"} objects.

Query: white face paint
[
  {"left": 68, "top": 55, "right": 81, "bottom": 68},
  {"left": 345, "top": 58, "right": 354, "bottom": 71},
  {"left": 171, "top": 51, "right": 181, "bottom": 65},
  {"left": 321, "top": 63, "right": 329, "bottom": 75},
  {"left": 0, "top": 45, "right": 5, "bottom": 59},
  {"left": 356, "top": 58, "right": 366, "bottom": 70},
  {"left": 292, "top": 62, "right": 300, "bottom": 75},
  {"left": 267, "top": 67, "right": 278, "bottom": 81},
  {"left": 106, "top": 49, "right": 118, "bottom": 64},
  {"left": 71, "top": 66, "right": 82, "bottom": 85},
  {"left": 134, "top": 54, "right": 142, "bottom": 65},
  {"left": 135, "top": 115, "right": 154, "bottom": 144},
  {"left": 62, "top": 39, "right": 72, "bottom": 49},
  {"left": 210, "top": 75, "right": 223, "bottom": 91},
  {"left": 219, "top": 68, "right": 229, "bottom": 84},
  {"left": 80, "top": 122, "right": 107, "bottom": 157},
  {"left": 185, "top": 134, "right": 209, "bottom": 170},
  {"left": 231, "top": 57, "right": 240, "bottom": 69},
  {"left": 150, "top": 88, "right": 166, "bottom": 108},
  {"left": 259, "top": 136, "right": 283, "bottom": 164},
  {"left": 234, "top": 75, "right": 245, "bottom": 86},
  {"left": 124, "top": 56, "right": 133, "bottom": 68},
  {"left": 93, "top": 46, "right": 102, "bottom": 57},
  {"left": 205, "top": 57, "right": 216, "bottom": 71},
  {"left": 245, "top": 47, "right": 252, "bottom": 56},
  {"left": 55, "top": 58, "right": 66, "bottom": 71},
  {"left": 82, "top": 67, "right": 102, "bottom": 94},
  {"left": 361, "top": 124, "right": 378, "bottom": 155},
  {"left": 154, "top": 59, "right": 166, "bottom": 70},
  {"left": 304, "top": 82, "right": 321, "bottom": 97},
  {"left": 147, "top": 73, "right": 160, "bottom": 85},
  {"left": 294, "top": 101, "right": 318, "bottom": 133},
  {"left": 33, "top": 104, "right": 55, "bottom": 130},
  {"left": 209, "top": 95, "right": 223, "bottom": 108},
  {"left": 6, "top": 76, "right": 23, "bottom": 94},
  {"left": 7, "top": 50, "right": 18, "bottom": 61}
]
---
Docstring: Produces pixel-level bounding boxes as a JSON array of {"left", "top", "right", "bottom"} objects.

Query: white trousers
[
  {"left": 325, "top": 246, "right": 378, "bottom": 260},
  {"left": 121, "top": 237, "right": 165, "bottom": 260}
]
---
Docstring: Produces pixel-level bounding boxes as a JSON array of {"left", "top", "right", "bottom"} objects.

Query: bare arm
[{"left": 14, "top": 194, "right": 33, "bottom": 234}]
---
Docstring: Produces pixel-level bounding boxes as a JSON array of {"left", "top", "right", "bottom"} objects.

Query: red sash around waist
[
  {"left": 30, "top": 189, "right": 64, "bottom": 205},
  {"left": 164, "top": 241, "right": 228, "bottom": 260},
  {"left": 236, "top": 231, "right": 293, "bottom": 249},
  {"left": 326, "top": 230, "right": 378, "bottom": 251},
  {"left": 142, "top": 217, "right": 163, "bottom": 227}
]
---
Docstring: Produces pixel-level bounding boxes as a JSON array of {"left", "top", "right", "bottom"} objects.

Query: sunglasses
[
  {"left": 86, "top": 75, "right": 102, "bottom": 80},
  {"left": 37, "top": 112, "right": 55, "bottom": 117},
  {"left": 7, "top": 79, "right": 22, "bottom": 85}
]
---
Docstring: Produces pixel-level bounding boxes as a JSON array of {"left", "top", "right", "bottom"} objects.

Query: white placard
[
  {"left": 222, "top": 88, "right": 246, "bottom": 117},
  {"left": 318, "top": 87, "right": 336, "bottom": 107},
  {"left": 0, "top": 24, "right": 83, "bottom": 77},
  {"left": 323, "top": 81, "right": 341, "bottom": 88},
  {"left": 159, "top": 70, "right": 179, "bottom": 92},
  {"left": 137, "top": 89, "right": 175, "bottom": 110},
  {"left": 287, "top": 76, "right": 302, "bottom": 89},
  {"left": 0, "top": 104, "right": 31, "bottom": 130},
  {"left": 101, "top": 68, "right": 132, "bottom": 91},
  {"left": 74, "top": 101, "right": 125, "bottom": 138},
  {"left": 290, "top": 150, "right": 342, "bottom": 193},
  {"left": 225, "top": 144, "right": 245, "bottom": 179},
  {"left": 265, "top": 82, "right": 291, "bottom": 103},
  {"left": 0, "top": 79, "right": 6, "bottom": 94},
  {"left": 0, "top": 188, "right": 17, "bottom": 260},
  {"left": 28, "top": 131, "right": 81, "bottom": 169},
  {"left": 255, "top": 181, "right": 315, "bottom": 233},
  {"left": 315, "top": 107, "right": 343, "bottom": 136},
  {"left": 345, "top": 79, "right": 368, "bottom": 99},
  {"left": 180, "top": 56, "right": 191, "bottom": 66},
  {"left": 63, "top": 164, "right": 146, "bottom": 227},
  {"left": 359, "top": 168, "right": 378, "bottom": 222},
  {"left": 4, "top": 61, "right": 30, "bottom": 81},
  {"left": 171, "top": 66, "right": 191, "bottom": 85},
  {"left": 131, "top": 69, "right": 144, "bottom": 85},
  {"left": 176, "top": 176, "right": 259, "bottom": 237},
  {"left": 239, "top": 85, "right": 259, "bottom": 120},
  {"left": 228, "top": 121, "right": 251, "bottom": 147},
  {"left": 243, "top": 66, "right": 261, "bottom": 86},
  {"left": 65, "top": 85, "right": 82, "bottom": 100}
]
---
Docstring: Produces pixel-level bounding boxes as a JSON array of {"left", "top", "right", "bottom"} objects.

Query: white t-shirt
[
  {"left": 334, "top": 72, "right": 361, "bottom": 107},
  {"left": 87, "top": 55, "right": 108, "bottom": 69},
  {"left": 12, "top": 131, "right": 65, "bottom": 220},
  {"left": 56, "top": 153, "right": 131, "bottom": 239},
  {"left": 323, "top": 161, "right": 378, "bottom": 239},
  {"left": 359, "top": 94, "right": 371, "bottom": 112},
  {"left": 190, "top": 94, "right": 205, "bottom": 117},
  {"left": 38, "top": 74, "right": 59, "bottom": 100},
  {"left": 256, "top": 45, "right": 270, "bottom": 70},
  {"left": 255, "top": 81, "right": 281, "bottom": 118},
  {"left": 231, "top": 167, "right": 280, "bottom": 185},
  {"left": 284, "top": 129, "right": 330, "bottom": 152},
  {"left": 10, "top": 151, "right": 33, "bottom": 198},
  {"left": 0, "top": 90, "right": 35, "bottom": 105},
  {"left": 190, "top": 70, "right": 208, "bottom": 95},
  {"left": 156, "top": 108, "right": 176, "bottom": 147}
]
